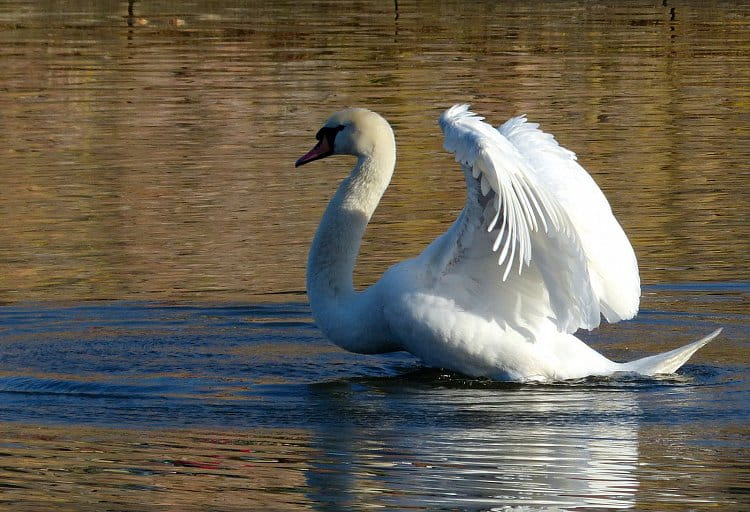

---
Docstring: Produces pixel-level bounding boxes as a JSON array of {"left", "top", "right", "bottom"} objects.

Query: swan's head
[{"left": 295, "top": 108, "right": 392, "bottom": 167}]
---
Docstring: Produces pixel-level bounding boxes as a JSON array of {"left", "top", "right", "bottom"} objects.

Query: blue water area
[
  {"left": 0, "top": 300, "right": 412, "bottom": 428},
  {"left": 0, "top": 284, "right": 747, "bottom": 432}
]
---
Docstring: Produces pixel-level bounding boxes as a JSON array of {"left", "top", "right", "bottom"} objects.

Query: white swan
[{"left": 296, "top": 105, "right": 720, "bottom": 382}]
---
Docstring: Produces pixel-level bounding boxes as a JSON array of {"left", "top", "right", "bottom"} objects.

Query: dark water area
[
  {"left": 2, "top": 294, "right": 739, "bottom": 431},
  {"left": 1, "top": 0, "right": 749, "bottom": 510}
]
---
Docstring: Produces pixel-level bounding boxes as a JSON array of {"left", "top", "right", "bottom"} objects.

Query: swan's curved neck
[{"left": 306, "top": 134, "right": 397, "bottom": 353}]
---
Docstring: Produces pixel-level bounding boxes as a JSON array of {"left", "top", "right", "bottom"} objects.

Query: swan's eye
[{"left": 315, "top": 125, "right": 346, "bottom": 142}]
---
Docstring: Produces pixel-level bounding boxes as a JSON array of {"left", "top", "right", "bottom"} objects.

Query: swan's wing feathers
[
  {"left": 439, "top": 105, "right": 567, "bottom": 282},
  {"left": 436, "top": 105, "right": 622, "bottom": 334},
  {"left": 498, "top": 114, "right": 640, "bottom": 322}
]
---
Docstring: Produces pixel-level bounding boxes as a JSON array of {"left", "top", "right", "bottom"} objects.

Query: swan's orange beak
[{"left": 295, "top": 137, "right": 332, "bottom": 167}]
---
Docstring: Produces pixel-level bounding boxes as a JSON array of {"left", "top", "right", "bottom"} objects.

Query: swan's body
[{"left": 297, "top": 105, "right": 720, "bottom": 382}]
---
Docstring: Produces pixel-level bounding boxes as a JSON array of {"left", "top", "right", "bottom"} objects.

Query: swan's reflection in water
[{"left": 306, "top": 376, "right": 640, "bottom": 510}]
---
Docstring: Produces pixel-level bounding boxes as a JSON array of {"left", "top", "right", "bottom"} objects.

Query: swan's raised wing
[
  {"left": 430, "top": 104, "right": 639, "bottom": 334},
  {"left": 498, "top": 114, "right": 640, "bottom": 323}
]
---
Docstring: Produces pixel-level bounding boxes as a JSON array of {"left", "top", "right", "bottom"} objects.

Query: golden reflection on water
[
  {"left": 2, "top": 385, "right": 745, "bottom": 511},
  {"left": 0, "top": 387, "right": 644, "bottom": 511},
  {"left": 0, "top": 423, "right": 313, "bottom": 511},
  {"left": 0, "top": 0, "right": 748, "bottom": 303},
  {"left": 635, "top": 424, "right": 747, "bottom": 511}
]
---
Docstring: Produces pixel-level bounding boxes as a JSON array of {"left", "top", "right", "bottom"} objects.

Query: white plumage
[{"left": 296, "top": 105, "right": 720, "bottom": 382}]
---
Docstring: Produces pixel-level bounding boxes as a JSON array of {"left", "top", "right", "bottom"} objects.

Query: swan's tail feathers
[{"left": 619, "top": 328, "right": 722, "bottom": 375}]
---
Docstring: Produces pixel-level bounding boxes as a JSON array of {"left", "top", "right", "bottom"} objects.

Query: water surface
[{"left": 0, "top": 1, "right": 749, "bottom": 510}]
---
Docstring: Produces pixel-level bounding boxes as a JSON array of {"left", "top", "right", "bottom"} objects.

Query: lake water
[{"left": 1, "top": 1, "right": 749, "bottom": 510}]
